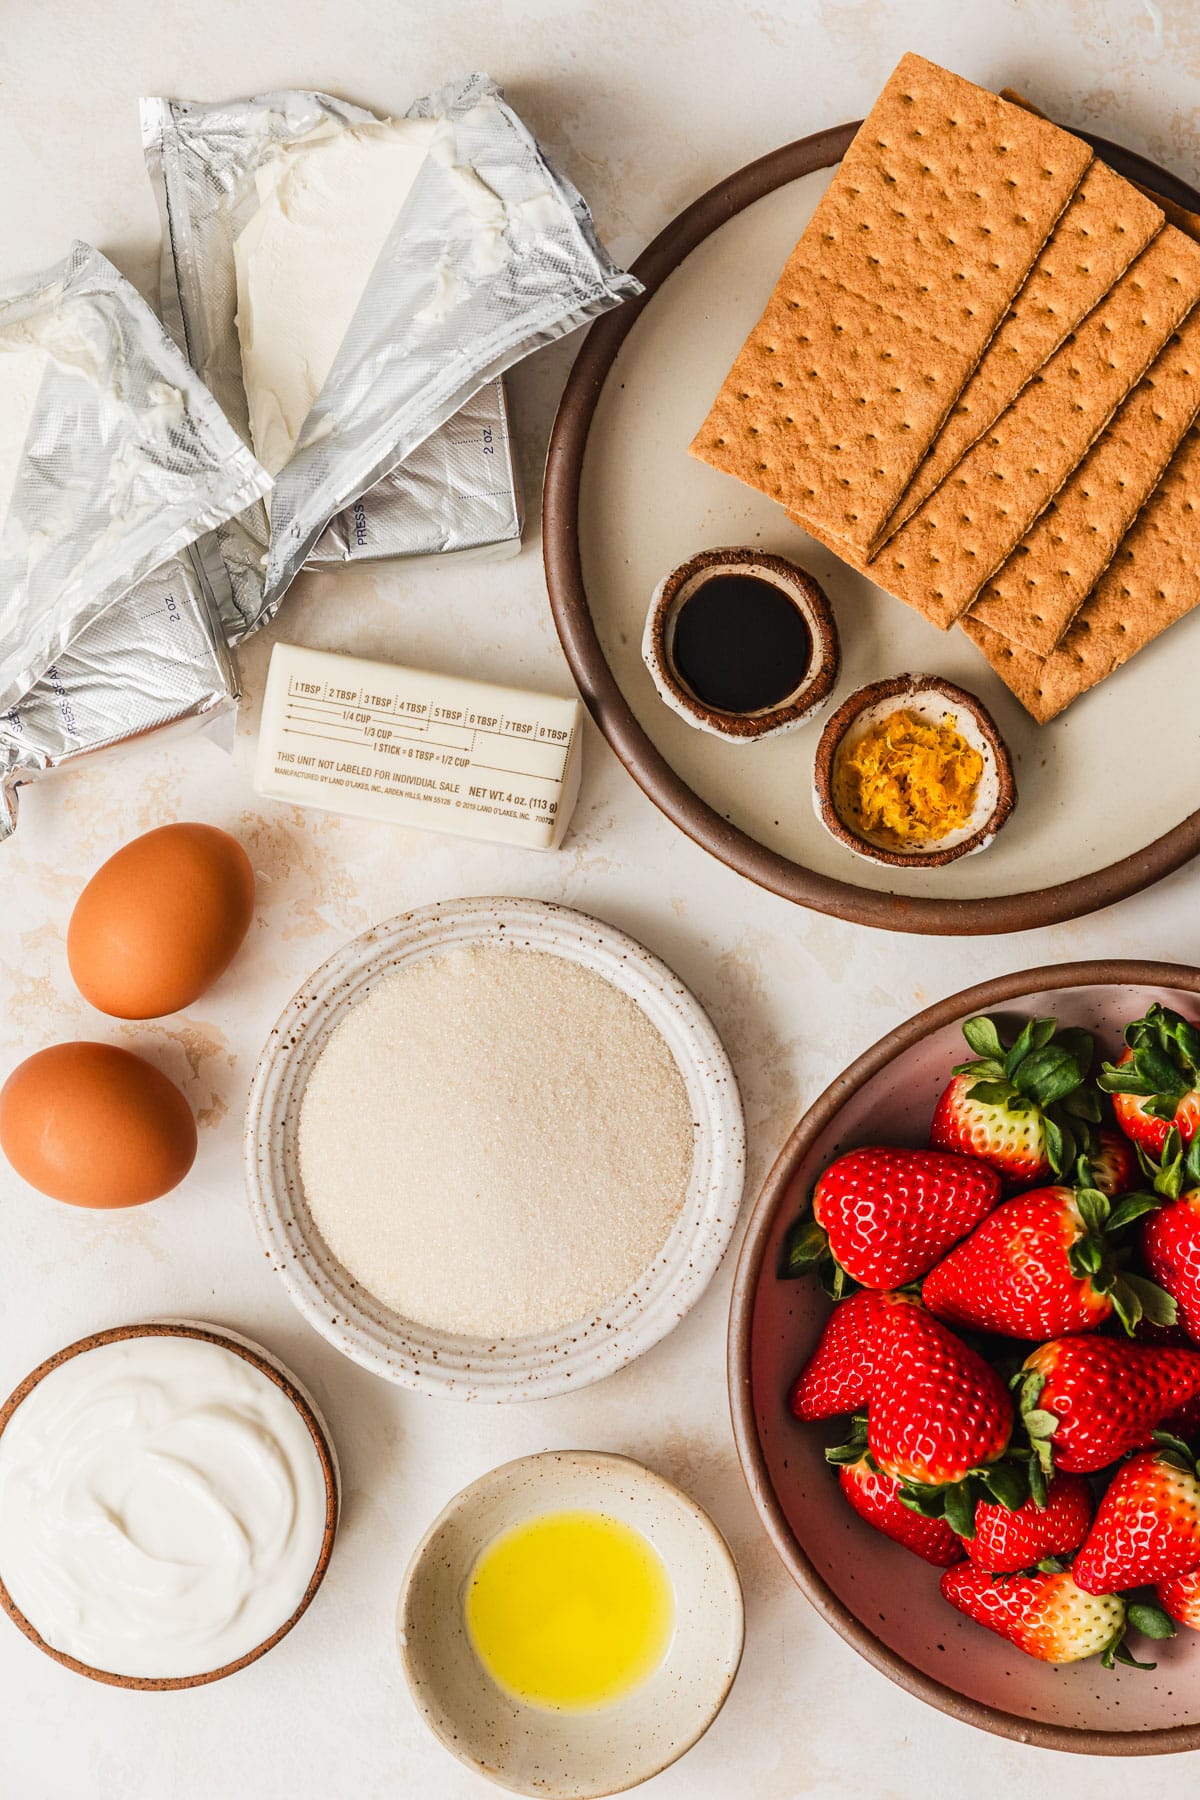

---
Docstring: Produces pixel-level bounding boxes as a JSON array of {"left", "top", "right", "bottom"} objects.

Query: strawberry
[
  {"left": 1016, "top": 1337, "right": 1200, "bottom": 1474},
  {"left": 1142, "top": 1189, "right": 1200, "bottom": 1344},
  {"left": 779, "top": 1145, "right": 1000, "bottom": 1294},
  {"left": 921, "top": 1165, "right": 1171, "bottom": 1340},
  {"left": 867, "top": 1302, "right": 1016, "bottom": 1535},
  {"left": 1138, "top": 1132, "right": 1200, "bottom": 1345},
  {"left": 929, "top": 1014, "right": 1098, "bottom": 1184},
  {"left": 1100, "top": 1005, "right": 1200, "bottom": 1158},
  {"left": 1157, "top": 1567, "right": 1200, "bottom": 1630},
  {"left": 965, "top": 1473, "right": 1093, "bottom": 1574},
  {"left": 940, "top": 1565, "right": 1128, "bottom": 1665},
  {"left": 1091, "top": 1126, "right": 1138, "bottom": 1199},
  {"left": 834, "top": 1448, "right": 965, "bottom": 1566},
  {"left": 788, "top": 1290, "right": 915, "bottom": 1421},
  {"left": 1074, "top": 1436, "right": 1200, "bottom": 1594}
]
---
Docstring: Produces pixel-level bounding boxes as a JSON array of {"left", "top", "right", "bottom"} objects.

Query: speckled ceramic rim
[
  {"left": 0, "top": 1320, "right": 340, "bottom": 1690},
  {"left": 397, "top": 1449, "right": 745, "bottom": 1797},
  {"left": 728, "top": 959, "right": 1200, "bottom": 1755},
  {"left": 543, "top": 124, "right": 1200, "bottom": 935},
  {"left": 245, "top": 898, "right": 745, "bottom": 1402},
  {"left": 812, "top": 673, "right": 1016, "bottom": 868},
  {"left": 644, "top": 546, "right": 840, "bottom": 738}
]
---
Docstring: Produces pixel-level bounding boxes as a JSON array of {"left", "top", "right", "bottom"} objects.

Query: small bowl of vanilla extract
[{"left": 642, "top": 547, "right": 839, "bottom": 742}]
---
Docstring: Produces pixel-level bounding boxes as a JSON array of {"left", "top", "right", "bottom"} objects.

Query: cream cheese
[
  {"left": 234, "top": 118, "right": 436, "bottom": 475},
  {"left": 0, "top": 1332, "right": 331, "bottom": 1680}
]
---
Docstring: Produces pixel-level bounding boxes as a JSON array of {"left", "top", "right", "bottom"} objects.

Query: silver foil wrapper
[
  {"left": 0, "top": 543, "right": 238, "bottom": 837},
  {"left": 0, "top": 242, "right": 269, "bottom": 713},
  {"left": 142, "top": 76, "right": 638, "bottom": 634},
  {"left": 306, "top": 376, "right": 521, "bottom": 566}
]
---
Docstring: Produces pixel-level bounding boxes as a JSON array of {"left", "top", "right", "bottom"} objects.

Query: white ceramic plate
[
  {"left": 244, "top": 898, "right": 744, "bottom": 1401},
  {"left": 397, "top": 1450, "right": 744, "bottom": 1797}
]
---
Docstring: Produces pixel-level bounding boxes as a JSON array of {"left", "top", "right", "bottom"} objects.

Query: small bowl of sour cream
[{"left": 0, "top": 1321, "right": 338, "bottom": 1688}]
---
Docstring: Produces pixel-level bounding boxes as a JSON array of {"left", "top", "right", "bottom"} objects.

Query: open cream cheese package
[
  {"left": 143, "top": 74, "right": 640, "bottom": 638},
  {"left": 0, "top": 243, "right": 269, "bottom": 716}
]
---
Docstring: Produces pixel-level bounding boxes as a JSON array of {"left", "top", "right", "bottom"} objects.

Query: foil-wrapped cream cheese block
[
  {"left": 0, "top": 547, "right": 238, "bottom": 838},
  {"left": 254, "top": 643, "right": 582, "bottom": 849},
  {"left": 142, "top": 77, "right": 638, "bottom": 636},
  {"left": 0, "top": 243, "right": 269, "bottom": 712},
  {"left": 306, "top": 378, "right": 521, "bottom": 567}
]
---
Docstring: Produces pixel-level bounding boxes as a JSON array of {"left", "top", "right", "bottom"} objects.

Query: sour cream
[{"left": 0, "top": 1331, "right": 332, "bottom": 1680}]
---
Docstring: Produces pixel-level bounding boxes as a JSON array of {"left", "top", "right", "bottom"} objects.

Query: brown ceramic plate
[
  {"left": 727, "top": 960, "right": 1200, "bottom": 1754},
  {"left": 544, "top": 127, "right": 1200, "bottom": 935},
  {"left": 0, "top": 1321, "right": 339, "bottom": 1688}
]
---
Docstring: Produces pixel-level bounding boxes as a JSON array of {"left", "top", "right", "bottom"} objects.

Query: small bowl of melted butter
[
  {"left": 813, "top": 673, "right": 1017, "bottom": 869},
  {"left": 398, "top": 1450, "right": 743, "bottom": 1798}
]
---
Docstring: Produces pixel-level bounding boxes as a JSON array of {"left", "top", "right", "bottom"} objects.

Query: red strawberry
[
  {"left": 868, "top": 1303, "right": 1012, "bottom": 1496},
  {"left": 966, "top": 1474, "right": 1093, "bottom": 1574},
  {"left": 1163, "top": 1388, "right": 1200, "bottom": 1438},
  {"left": 788, "top": 1290, "right": 915, "bottom": 1421},
  {"left": 1142, "top": 1188, "right": 1200, "bottom": 1344},
  {"left": 1017, "top": 1337, "right": 1200, "bottom": 1474},
  {"left": 780, "top": 1146, "right": 1000, "bottom": 1292},
  {"left": 1157, "top": 1567, "right": 1200, "bottom": 1630},
  {"left": 1100, "top": 1006, "right": 1200, "bottom": 1157},
  {"left": 929, "top": 1014, "right": 1096, "bottom": 1185},
  {"left": 836, "top": 1452, "right": 965, "bottom": 1566},
  {"left": 940, "top": 1565, "right": 1126, "bottom": 1664},
  {"left": 922, "top": 1172, "right": 1170, "bottom": 1340},
  {"left": 1091, "top": 1126, "right": 1138, "bottom": 1198},
  {"left": 1074, "top": 1439, "right": 1200, "bottom": 1594}
]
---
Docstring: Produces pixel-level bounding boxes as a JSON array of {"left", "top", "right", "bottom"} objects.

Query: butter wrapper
[
  {"left": 142, "top": 76, "right": 637, "bottom": 635},
  {"left": 0, "top": 544, "right": 238, "bottom": 838}
]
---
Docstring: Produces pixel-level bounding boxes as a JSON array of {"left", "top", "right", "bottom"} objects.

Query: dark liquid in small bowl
[{"left": 671, "top": 575, "right": 811, "bottom": 715}]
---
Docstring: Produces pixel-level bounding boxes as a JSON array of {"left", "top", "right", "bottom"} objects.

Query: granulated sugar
[{"left": 297, "top": 943, "right": 695, "bottom": 1337}]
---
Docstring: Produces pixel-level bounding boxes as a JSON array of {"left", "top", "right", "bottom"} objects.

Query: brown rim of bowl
[
  {"left": 727, "top": 957, "right": 1200, "bottom": 1756},
  {"left": 543, "top": 123, "right": 1200, "bottom": 936},
  {"left": 644, "top": 546, "right": 840, "bottom": 738},
  {"left": 812, "top": 674, "right": 1016, "bottom": 869},
  {"left": 0, "top": 1321, "right": 339, "bottom": 1690}
]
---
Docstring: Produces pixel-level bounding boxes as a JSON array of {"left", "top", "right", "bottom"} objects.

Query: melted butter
[{"left": 465, "top": 1510, "right": 674, "bottom": 1711}]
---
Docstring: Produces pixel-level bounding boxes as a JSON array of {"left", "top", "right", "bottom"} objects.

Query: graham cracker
[
  {"left": 967, "top": 310, "right": 1200, "bottom": 655},
  {"left": 961, "top": 424, "right": 1200, "bottom": 721},
  {"left": 862, "top": 223, "right": 1200, "bottom": 628},
  {"left": 690, "top": 54, "right": 1093, "bottom": 560},
  {"left": 1000, "top": 87, "right": 1200, "bottom": 247},
  {"left": 1138, "top": 186, "right": 1200, "bottom": 245},
  {"left": 876, "top": 161, "right": 1163, "bottom": 538}
]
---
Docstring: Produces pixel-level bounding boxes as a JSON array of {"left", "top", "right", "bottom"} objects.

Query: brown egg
[
  {"left": 0, "top": 1043, "right": 197, "bottom": 1208},
  {"left": 68, "top": 822, "right": 255, "bottom": 1019}
]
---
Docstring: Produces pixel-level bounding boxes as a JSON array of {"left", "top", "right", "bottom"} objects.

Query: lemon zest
[{"left": 840, "top": 709, "right": 984, "bottom": 848}]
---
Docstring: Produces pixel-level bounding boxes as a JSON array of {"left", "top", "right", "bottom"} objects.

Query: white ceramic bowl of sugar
[{"left": 244, "top": 897, "right": 745, "bottom": 1400}]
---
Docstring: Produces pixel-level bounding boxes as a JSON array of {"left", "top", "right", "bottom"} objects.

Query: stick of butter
[{"left": 254, "top": 643, "right": 582, "bottom": 850}]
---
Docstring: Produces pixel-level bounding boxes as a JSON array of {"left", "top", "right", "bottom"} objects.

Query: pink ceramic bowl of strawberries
[{"left": 729, "top": 960, "right": 1200, "bottom": 1754}]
